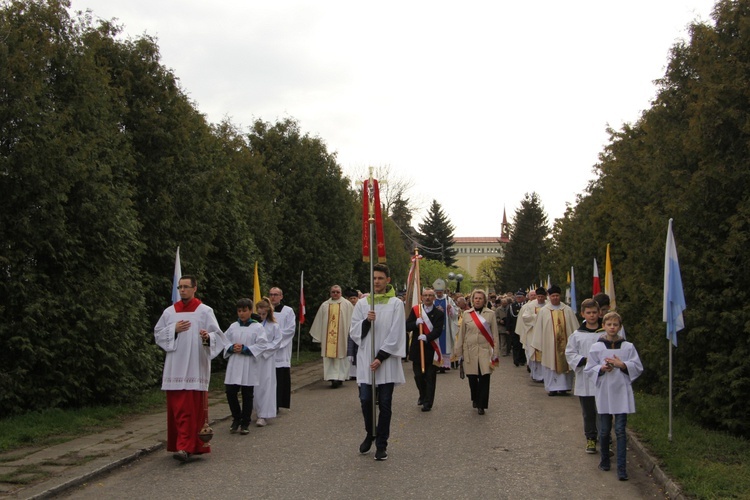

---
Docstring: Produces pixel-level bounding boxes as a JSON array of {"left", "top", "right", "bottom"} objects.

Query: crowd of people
[{"left": 154, "top": 268, "right": 642, "bottom": 480}]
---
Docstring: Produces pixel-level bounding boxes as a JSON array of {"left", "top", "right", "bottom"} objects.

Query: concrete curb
[{"left": 627, "top": 429, "right": 684, "bottom": 499}]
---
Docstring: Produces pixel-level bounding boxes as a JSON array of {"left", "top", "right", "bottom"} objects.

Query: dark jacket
[{"left": 406, "top": 304, "right": 445, "bottom": 361}]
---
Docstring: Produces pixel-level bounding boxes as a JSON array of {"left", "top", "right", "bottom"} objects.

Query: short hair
[
  {"left": 330, "top": 285, "right": 342, "bottom": 293},
  {"left": 471, "top": 289, "right": 487, "bottom": 303},
  {"left": 236, "top": 298, "right": 253, "bottom": 310},
  {"left": 180, "top": 275, "right": 197, "bottom": 287},
  {"left": 422, "top": 287, "right": 435, "bottom": 295},
  {"left": 270, "top": 287, "right": 284, "bottom": 296},
  {"left": 593, "top": 293, "right": 610, "bottom": 307},
  {"left": 602, "top": 311, "right": 622, "bottom": 325},
  {"left": 580, "top": 298, "right": 600, "bottom": 314},
  {"left": 373, "top": 263, "right": 390, "bottom": 278},
  {"left": 256, "top": 297, "right": 276, "bottom": 322}
]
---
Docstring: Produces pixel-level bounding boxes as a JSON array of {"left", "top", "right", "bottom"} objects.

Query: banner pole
[{"left": 368, "top": 170, "right": 377, "bottom": 440}]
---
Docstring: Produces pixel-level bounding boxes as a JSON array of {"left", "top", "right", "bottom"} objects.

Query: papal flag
[
  {"left": 253, "top": 261, "right": 262, "bottom": 310},
  {"left": 604, "top": 244, "right": 616, "bottom": 310}
]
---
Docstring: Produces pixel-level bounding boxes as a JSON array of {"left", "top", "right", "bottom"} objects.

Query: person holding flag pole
[
  {"left": 350, "top": 170, "right": 405, "bottom": 461},
  {"left": 405, "top": 250, "right": 444, "bottom": 412}
]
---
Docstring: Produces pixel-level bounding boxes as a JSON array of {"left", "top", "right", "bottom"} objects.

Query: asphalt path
[{"left": 61, "top": 359, "right": 666, "bottom": 499}]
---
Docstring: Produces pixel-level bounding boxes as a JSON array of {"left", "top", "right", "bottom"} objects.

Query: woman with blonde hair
[
  {"left": 253, "top": 297, "right": 283, "bottom": 426},
  {"left": 454, "top": 289, "right": 500, "bottom": 415}
]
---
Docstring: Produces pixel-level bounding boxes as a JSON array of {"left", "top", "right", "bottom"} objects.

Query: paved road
[{"left": 61, "top": 360, "right": 666, "bottom": 499}]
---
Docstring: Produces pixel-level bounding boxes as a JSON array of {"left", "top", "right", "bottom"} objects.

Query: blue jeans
[
  {"left": 359, "top": 383, "right": 394, "bottom": 450},
  {"left": 599, "top": 413, "right": 627, "bottom": 475}
]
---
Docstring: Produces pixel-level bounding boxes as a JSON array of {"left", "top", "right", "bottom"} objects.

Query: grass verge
[
  {"left": 630, "top": 392, "right": 749, "bottom": 499},
  {"left": 0, "top": 351, "right": 321, "bottom": 454}
]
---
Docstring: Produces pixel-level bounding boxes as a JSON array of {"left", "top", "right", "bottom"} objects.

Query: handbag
[{"left": 459, "top": 359, "right": 465, "bottom": 379}]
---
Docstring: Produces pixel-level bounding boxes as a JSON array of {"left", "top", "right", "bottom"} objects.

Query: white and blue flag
[{"left": 663, "top": 219, "right": 686, "bottom": 346}]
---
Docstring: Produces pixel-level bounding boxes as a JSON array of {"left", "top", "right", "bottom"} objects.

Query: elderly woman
[{"left": 454, "top": 289, "right": 501, "bottom": 415}]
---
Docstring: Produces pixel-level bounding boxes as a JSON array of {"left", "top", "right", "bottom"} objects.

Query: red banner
[{"left": 362, "top": 178, "right": 386, "bottom": 262}]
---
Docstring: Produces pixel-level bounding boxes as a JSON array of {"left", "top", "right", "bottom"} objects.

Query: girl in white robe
[{"left": 253, "top": 298, "right": 283, "bottom": 426}]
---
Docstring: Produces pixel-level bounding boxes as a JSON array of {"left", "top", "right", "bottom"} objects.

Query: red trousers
[{"left": 166, "top": 390, "right": 211, "bottom": 455}]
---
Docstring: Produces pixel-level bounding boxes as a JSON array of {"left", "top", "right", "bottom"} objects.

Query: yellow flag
[
  {"left": 605, "top": 244, "right": 616, "bottom": 310},
  {"left": 253, "top": 261, "right": 262, "bottom": 311}
]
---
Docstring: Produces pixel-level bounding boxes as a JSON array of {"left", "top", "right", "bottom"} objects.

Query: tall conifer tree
[
  {"left": 496, "top": 193, "right": 549, "bottom": 291},
  {"left": 417, "top": 200, "right": 457, "bottom": 266}
]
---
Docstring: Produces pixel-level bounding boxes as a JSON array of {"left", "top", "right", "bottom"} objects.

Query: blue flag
[
  {"left": 570, "top": 266, "right": 577, "bottom": 314},
  {"left": 663, "top": 219, "right": 686, "bottom": 346},
  {"left": 171, "top": 246, "right": 182, "bottom": 305}
]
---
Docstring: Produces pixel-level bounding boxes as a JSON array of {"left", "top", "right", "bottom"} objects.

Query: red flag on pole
[
  {"left": 299, "top": 271, "right": 306, "bottom": 324},
  {"left": 362, "top": 178, "right": 387, "bottom": 262},
  {"left": 592, "top": 258, "right": 601, "bottom": 295}
]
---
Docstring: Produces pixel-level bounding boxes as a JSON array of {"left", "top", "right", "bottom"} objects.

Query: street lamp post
[{"left": 448, "top": 272, "right": 464, "bottom": 293}]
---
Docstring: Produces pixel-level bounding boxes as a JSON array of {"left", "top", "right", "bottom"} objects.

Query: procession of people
[{"left": 155, "top": 262, "right": 641, "bottom": 480}]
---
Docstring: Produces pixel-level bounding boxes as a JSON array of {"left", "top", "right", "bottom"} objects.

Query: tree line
[
  {"left": 0, "top": 0, "right": 468, "bottom": 416},
  {"left": 495, "top": 0, "right": 750, "bottom": 437}
]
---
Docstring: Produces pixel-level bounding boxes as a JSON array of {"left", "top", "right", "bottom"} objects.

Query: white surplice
[{"left": 154, "top": 303, "right": 226, "bottom": 391}]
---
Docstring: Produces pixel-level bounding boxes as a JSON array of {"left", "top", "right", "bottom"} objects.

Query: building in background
[{"left": 451, "top": 209, "right": 510, "bottom": 287}]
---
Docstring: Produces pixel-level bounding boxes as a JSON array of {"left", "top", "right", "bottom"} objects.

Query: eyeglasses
[{"left": 177, "top": 285, "right": 194, "bottom": 290}]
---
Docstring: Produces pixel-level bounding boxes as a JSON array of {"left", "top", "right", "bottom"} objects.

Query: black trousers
[
  {"left": 226, "top": 384, "right": 254, "bottom": 427},
  {"left": 412, "top": 360, "right": 437, "bottom": 406},
  {"left": 276, "top": 367, "right": 291, "bottom": 409},
  {"left": 510, "top": 332, "right": 525, "bottom": 365},
  {"left": 467, "top": 368, "right": 491, "bottom": 409}
]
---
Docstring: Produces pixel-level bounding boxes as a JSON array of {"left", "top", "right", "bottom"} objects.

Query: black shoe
[
  {"left": 598, "top": 463, "right": 611, "bottom": 472},
  {"left": 421, "top": 404, "right": 432, "bottom": 412},
  {"left": 230, "top": 420, "right": 239, "bottom": 434},
  {"left": 548, "top": 391, "right": 558, "bottom": 396},
  {"left": 359, "top": 436, "right": 374, "bottom": 454},
  {"left": 618, "top": 473, "right": 628, "bottom": 481},
  {"left": 417, "top": 398, "right": 423, "bottom": 406},
  {"left": 472, "top": 401, "right": 477, "bottom": 408},
  {"left": 438, "top": 368, "right": 446, "bottom": 373},
  {"left": 375, "top": 448, "right": 388, "bottom": 461},
  {"left": 477, "top": 408, "right": 485, "bottom": 415}
]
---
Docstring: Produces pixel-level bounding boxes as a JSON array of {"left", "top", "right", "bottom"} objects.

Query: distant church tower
[{"left": 500, "top": 206, "right": 510, "bottom": 243}]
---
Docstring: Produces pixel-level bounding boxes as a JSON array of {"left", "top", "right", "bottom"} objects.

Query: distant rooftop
[{"left": 453, "top": 236, "right": 508, "bottom": 244}]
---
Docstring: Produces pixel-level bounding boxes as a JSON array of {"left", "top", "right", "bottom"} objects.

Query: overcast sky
[{"left": 69, "top": 0, "right": 717, "bottom": 237}]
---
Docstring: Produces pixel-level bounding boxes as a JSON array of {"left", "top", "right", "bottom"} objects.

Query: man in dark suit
[{"left": 405, "top": 288, "right": 445, "bottom": 412}]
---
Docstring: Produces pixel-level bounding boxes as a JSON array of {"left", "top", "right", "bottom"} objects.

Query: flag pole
[
  {"left": 668, "top": 336, "right": 673, "bottom": 442},
  {"left": 664, "top": 218, "right": 686, "bottom": 442},
  {"left": 296, "top": 320, "right": 301, "bottom": 361},
  {"left": 416, "top": 248, "right": 425, "bottom": 374},
  {"left": 367, "top": 169, "right": 377, "bottom": 440}
]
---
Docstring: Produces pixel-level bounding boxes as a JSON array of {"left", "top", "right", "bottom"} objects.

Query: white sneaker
[{"left": 256, "top": 418, "right": 267, "bottom": 427}]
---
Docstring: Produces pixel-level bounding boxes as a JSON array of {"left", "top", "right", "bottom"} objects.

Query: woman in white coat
[{"left": 454, "top": 289, "right": 500, "bottom": 415}]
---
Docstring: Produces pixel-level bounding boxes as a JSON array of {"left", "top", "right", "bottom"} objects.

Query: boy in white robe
[
  {"left": 154, "top": 275, "right": 226, "bottom": 462},
  {"left": 584, "top": 312, "right": 643, "bottom": 481},
  {"left": 223, "top": 298, "right": 271, "bottom": 434},
  {"left": 350, "top": 263, "right": 405, "bottom": 461},
  {"left": 565, "top": 298, "right": 604, "bottom": 454}
]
